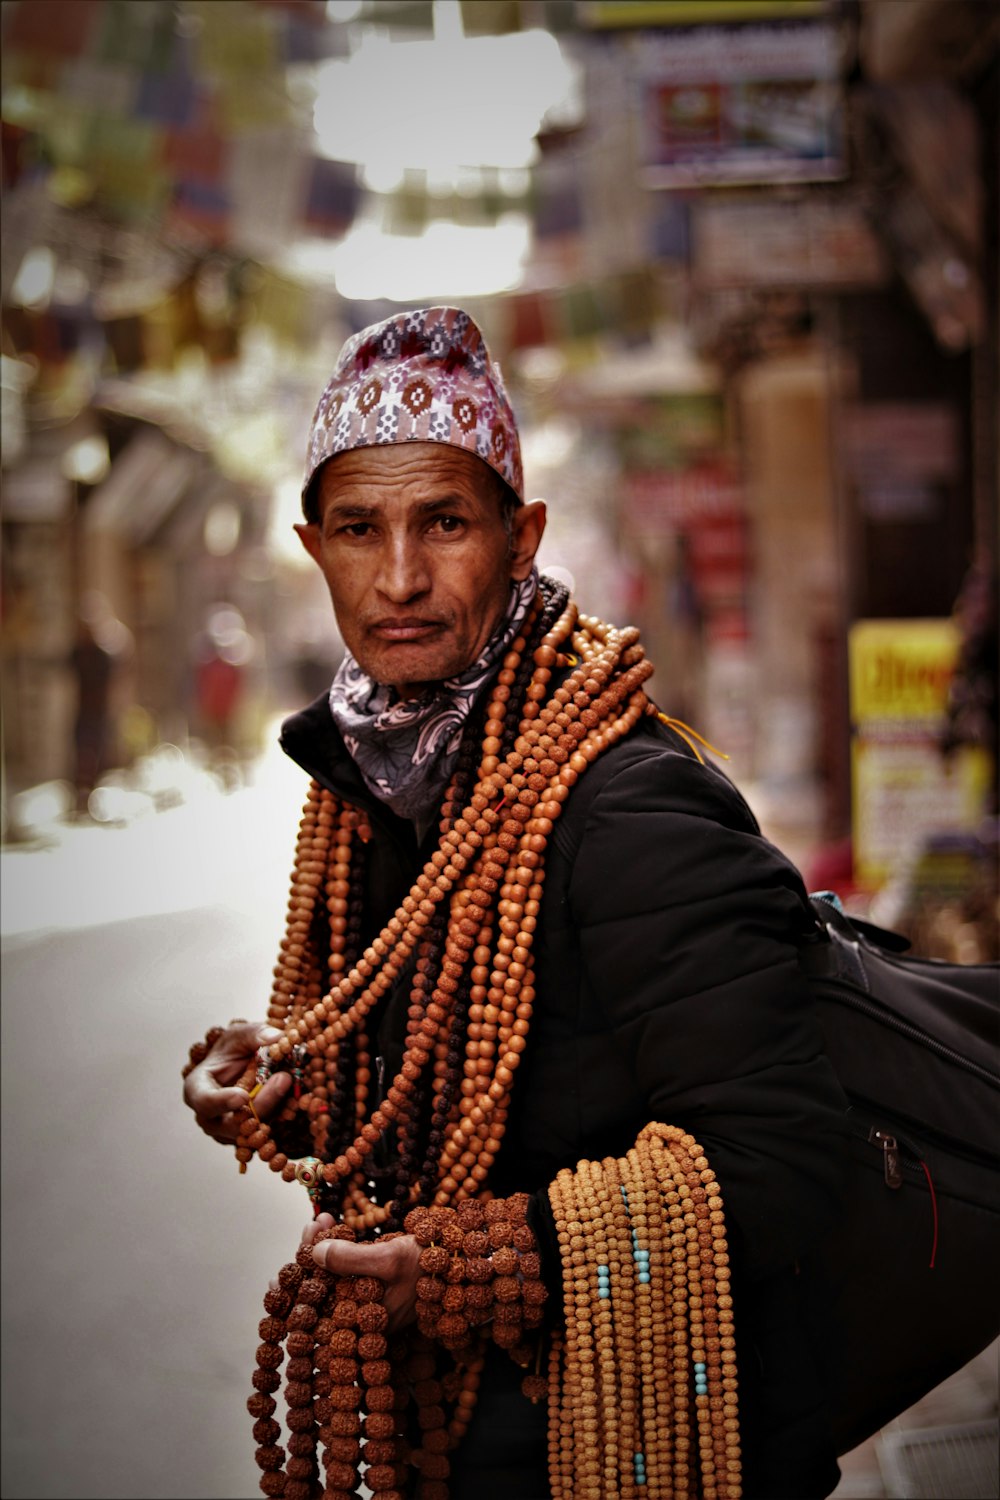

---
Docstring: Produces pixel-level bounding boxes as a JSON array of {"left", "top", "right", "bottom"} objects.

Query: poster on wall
[
  {"left": 634, "top": 21, "right": 844, "bottom": 188},
  {"left": 849, "top": 619, "right": 991, "bottom": 888}
]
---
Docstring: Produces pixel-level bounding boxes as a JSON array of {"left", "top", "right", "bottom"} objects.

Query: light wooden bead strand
[{"left": 546, "top": 1127, "right": 741, "bottom": 1499}]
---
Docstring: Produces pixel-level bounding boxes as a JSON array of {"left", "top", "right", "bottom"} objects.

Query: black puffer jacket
[{"left": 280, "top": 696, "right": 849, "bottom": 1499}]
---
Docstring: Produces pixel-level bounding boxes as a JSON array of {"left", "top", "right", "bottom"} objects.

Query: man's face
[{"left": 295, "top": 444, "right": 544, "bottom": 697}]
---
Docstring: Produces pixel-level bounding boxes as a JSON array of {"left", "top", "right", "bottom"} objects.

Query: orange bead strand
[{"left": 182, "top": 582, "right": 741, "bottom": 1497}]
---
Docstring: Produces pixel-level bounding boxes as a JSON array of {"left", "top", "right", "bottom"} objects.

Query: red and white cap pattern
[{"left": 302, "top": 306, "right": 523, "bottom": 514}]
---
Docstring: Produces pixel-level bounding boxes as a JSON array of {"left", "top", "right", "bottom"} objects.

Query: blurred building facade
[{"left": 2, "top": 0, "right": 997, "bottom": 940}]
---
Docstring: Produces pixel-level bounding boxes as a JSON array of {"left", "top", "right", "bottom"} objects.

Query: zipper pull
[
  {"left": 375, "top": 1054, "right": 387, "bottom": 1106},
  {"left": 869, "top": 1127, "right": 902, "bottom": 1189}
]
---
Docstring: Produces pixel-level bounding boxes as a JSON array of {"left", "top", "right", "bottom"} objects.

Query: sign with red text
[
  {"left": 635, "top": 22, "right": 844, "bottom": 187},
  {"left": 849, "top": 619, "right": 991, "bottom": 887}
]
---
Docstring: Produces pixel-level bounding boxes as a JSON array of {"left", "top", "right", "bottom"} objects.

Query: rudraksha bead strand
[
  {"left": 189, "top": 586, "right": 731, "bottom": 1496},
  {"left": 251, "top": 1200, "right": 547, "bottom": 1498}
]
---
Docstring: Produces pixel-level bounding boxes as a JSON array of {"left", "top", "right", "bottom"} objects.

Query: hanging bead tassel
[{"left": 547, "top": 1124, "right": 742, "bottom": 1500}]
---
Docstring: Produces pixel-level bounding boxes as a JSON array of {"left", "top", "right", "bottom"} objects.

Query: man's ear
[
  {"left": 294, "top": 522, "right": 322, "bottom": 566},
  {"left": 509, "top": 499, "right": 547, "bottom": 581}
]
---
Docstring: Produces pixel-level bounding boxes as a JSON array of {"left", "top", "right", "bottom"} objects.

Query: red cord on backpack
[{"left": 919, "top": 1159, "right": 939, "bottom": 1269}]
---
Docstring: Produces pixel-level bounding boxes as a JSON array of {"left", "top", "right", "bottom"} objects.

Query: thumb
[
  {"left": 212, "top": 1020, "right": 281, "bottom": 1059},
  {"left": 252, "top": 1069, "right": 293, "bottom": 1121},
  {"left": 312, "top": 1238, "right": 392, "bottom": 1278}
]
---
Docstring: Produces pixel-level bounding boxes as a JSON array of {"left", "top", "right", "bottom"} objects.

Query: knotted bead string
[{"left": 546, "top": 1125, "right": 742, "bottom": 1500}]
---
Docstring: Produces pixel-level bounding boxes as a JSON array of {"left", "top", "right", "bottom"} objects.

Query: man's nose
[{"left": 375, "top": 536, "right": 431, "bottom": 602}]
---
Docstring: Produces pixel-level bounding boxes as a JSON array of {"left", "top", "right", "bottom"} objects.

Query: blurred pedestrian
[
  {"left": 195, "top": 645, "right": 244, "bottom": 750},
  {"left": 191, "top": 605, "right": 253, "bottom": 764},
  {"left": 68, "top": 596, "right": 131, "bottom": 813}
]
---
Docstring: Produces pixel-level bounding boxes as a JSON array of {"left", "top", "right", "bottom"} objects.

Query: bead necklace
[
  {"left": 232, "top": 583, "right": 655, "bottom": 1232},
  {"left": 546, "top": 1124, "right": 742, "bottom": 1500},
  {"left": 250, "top": 1198, "right": 547, "bottom": 1499},
  {"left": 186, "top": 581, "right": 743, "bottom": 1496}
]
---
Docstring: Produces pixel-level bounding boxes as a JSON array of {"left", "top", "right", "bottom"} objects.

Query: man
[{"left": 185, "top": 307, "right": 847, "bottom": 1498}]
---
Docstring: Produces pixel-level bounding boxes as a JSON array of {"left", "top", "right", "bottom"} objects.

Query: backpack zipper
[
  {"left": 869, "top": 1127, "right": 903, "bottom": 1189},
  {"left": 862, "top": 1123, "right": 941, "bottom": 1267},
  {"left": 815, "top": 977, "right": 1000, "bottom": 1090},
  {"left": 849, "top": 1091, "right": 1000, "bottom": 1173}
]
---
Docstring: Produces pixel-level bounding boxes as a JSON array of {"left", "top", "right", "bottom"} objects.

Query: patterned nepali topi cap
[{"left": 302, "top": 306, "right": 523, "bottom": 519}]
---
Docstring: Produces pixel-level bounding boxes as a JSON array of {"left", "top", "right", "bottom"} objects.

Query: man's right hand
[{"left": 182, "top": 1021, "right": 293, "bottom": 1144}]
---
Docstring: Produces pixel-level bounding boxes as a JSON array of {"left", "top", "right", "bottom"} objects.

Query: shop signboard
[
  {"left": 581, "top": 2, "right": 828, "bottom": 24},
  {"left": 849, "top": 619, "right": 991, "bottom": 888},
  {"left": 842, "top": 402, "right": 959, "bottom": 521},
  {"left": 621, "top": 461, "right": 742, "bottom": 535},
  {"left": 632, "top": 20, "right": 844, "bottom": 188},
  {"left": 692, "top": 195, "right": 887, "bottom": 287}
]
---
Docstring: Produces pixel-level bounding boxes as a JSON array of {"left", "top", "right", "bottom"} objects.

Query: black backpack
[{"left": 798, "top": 895, "right": 1000, "bottom": 1454}]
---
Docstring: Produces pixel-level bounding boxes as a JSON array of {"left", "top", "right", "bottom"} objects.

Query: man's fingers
[
  {"left": 192, "top": 1085, "right": 250, "bottom": 1121},
  {"left": 197, "top": 1114, "right": 240, "bottom": 1144},
  {"left": 311, "top": 1235, "right": 418, "bottom": 1281},
  {"left": 308, "top": 1234, "right": 420, "bottom": 1332},
  {"left": 222, "top": 1020, "right": 284, "bottom": 1056},
  {"left": 252, "top": 1071, "right": 293, "bottom": 1120},
  {"left": 312, "top": 1237, "right": 394, "bottom": 1277},
  {"left": 300, "top": 1213, "right": 335, "bottom": 1248}
]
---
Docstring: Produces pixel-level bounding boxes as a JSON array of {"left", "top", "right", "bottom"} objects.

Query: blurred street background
[{"left": 1, "top": 1, "right": 997, "bottom": 1497}]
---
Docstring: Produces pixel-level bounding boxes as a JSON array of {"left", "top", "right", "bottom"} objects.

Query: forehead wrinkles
[{"left": 318, "top": 446, "right": 496, "bottom": 519}]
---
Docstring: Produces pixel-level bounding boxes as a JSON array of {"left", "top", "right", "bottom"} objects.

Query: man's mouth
[{"left": 368, "top": 618, "right": 442, "bottom": 642}]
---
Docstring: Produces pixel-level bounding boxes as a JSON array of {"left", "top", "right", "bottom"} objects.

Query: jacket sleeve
[{"left": 566, "top": 747, "right": 848, "bottom": 1282}]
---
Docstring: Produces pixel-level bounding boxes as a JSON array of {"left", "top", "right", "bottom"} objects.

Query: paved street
[
  {"left": 2, "top": 736, "right": 996, "bottom": 1500},
  {"left": 2, "top": 736, "right": 313, "bottom": 1500}
]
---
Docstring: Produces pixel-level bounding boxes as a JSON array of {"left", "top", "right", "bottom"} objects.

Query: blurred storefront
[{"left": 2, "top": 0, "right": 996, "bottom": 951}]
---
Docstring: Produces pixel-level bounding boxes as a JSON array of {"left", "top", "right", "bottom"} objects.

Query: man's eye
[
  {"left": 338, "top": 521, "right": 373, "bottom": 538},
  {"left": 432, "top": 515, "right": 463, "bottom": 534}
]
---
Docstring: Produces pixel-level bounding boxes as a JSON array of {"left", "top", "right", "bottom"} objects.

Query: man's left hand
[{"left": 302, "top": 1213, "right": 420, "bottom": 1332}]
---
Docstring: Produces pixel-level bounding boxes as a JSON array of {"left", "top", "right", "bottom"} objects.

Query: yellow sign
[
  {"left": 849, "top": 618, "right": 958, "bottom": 723},
  {"left": 580, "top": 1, "right": 828, "bottom": 26},
  {"left": 849, "top": 619, "right": 990, "bottom": 887}
]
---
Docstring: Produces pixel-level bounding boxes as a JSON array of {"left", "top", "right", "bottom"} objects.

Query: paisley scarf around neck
[{"left": 327, "top": 568, "right": 539, "bottom": 824}]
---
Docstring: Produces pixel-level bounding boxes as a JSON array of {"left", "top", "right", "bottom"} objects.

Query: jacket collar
[{"left": 279, "top": 694, "right": 421, "bottom": 853}]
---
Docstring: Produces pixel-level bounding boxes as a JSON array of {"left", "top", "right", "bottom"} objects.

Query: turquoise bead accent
[
  {"left": 694, "top": 1362, "right": 707, "bottom": 1374},
  {"left": 638, "top": 1271, "right": 651, "bottom": 1284}
]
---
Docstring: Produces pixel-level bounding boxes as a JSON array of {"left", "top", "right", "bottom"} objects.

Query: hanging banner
[
  {"left": 849, "top": 619, "right": 992, "bottom": 888},
  {"left": 635, "top": 21, "right": 844, "bottom": 187}
]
